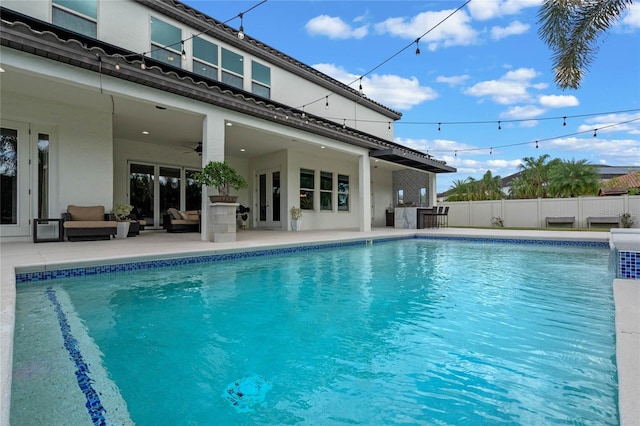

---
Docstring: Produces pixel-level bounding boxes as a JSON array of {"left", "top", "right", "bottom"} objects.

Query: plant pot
[
  {"left": 116, "top": 221, "right": 130, "bottom": 239},
  {"left": 291, "top": 219, "right": 302, "bottom": 231},
  {"left": 209, "top": 195, "right": 238, "bottom": 203}
]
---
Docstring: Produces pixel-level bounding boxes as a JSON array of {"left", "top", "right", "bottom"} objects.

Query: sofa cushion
[
  {"left": 167, "top": 208, "right": 182, "bottom": 220},
  {"left": 67, "top": 205, "right": 105, "bottom": 221}
]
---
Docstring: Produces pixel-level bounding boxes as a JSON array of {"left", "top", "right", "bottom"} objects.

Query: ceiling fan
[{"left": 181, "top": 142, "right": 202, "bottom": 156}]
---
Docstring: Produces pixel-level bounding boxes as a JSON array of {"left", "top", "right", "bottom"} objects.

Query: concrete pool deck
[{"left": 1, "top": 227, "right": 637, "bottom": 425}]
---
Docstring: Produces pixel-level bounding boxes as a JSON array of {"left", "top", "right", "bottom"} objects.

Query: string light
[
  {"left": 497, "top": 121, "right": 501, "bottom": 130},
  {"left": 388, "top": 122, "right": 391, "bottom": 131},
  {"left": 237, "top": 13, "right": 245, "bottom": 40},
  {"left": 140, "top": 55, "right": 146, "bottom": 70},
  {"left": 114, "top": 57, "right": 120, "bottom": 70},
  {"left": 358, "top": 77, "right": 363, "bottom": 95},
  {"left": 415, "top": 38, "right": 421, "bottom": 56},
  {"left": 563, "top": 116, "right": 567, "bottom": 126},
  {"left": 438, "top": 122, "right": 441, "bottom": 131},
  {"left": 343, "top": 119, "right": 346, "bottom": 128},
  {"left": 181, "top": 41, "right": 186, "bottom": 61},
  {"left": 594, "top": 128, "right": 597, "bottom": 137},
  {"left": 418, "top": 117, "right": 640, "bottom": 156},
  {"left": 325, "top": 96, "right": 329, "bottom": 109},
  {"left": 535, "top": 140, "right": 539, "bottom": 149}
]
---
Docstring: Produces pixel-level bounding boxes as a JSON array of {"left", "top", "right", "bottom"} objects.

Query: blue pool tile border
[
  {"left": 16, "top": 236, "right": 608, "bottom": 283},
  {"left": 46, "top": 287, "right": 106, "bottom": 426},
  {"left": 416, "top": 235, "right": 610, "bottom": 248},
  {"left": 618, "top": 251, "right": 639, "bottom": 279}
]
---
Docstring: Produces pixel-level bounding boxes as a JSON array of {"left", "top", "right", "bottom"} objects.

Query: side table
[{"left": 33, "top": 218, "right": 64, "bottom": 243}]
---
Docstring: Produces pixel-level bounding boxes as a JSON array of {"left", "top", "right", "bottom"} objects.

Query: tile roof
[{"left": 601, "top": 171, "right": 640, "bottom": 188}]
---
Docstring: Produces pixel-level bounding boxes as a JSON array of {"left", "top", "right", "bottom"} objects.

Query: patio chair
[
  {"left": 62, "top": 205, "right": 117, "bottom": 241},
  {"left": 437, "top": 206, "right": 449, "bottom": 228}
]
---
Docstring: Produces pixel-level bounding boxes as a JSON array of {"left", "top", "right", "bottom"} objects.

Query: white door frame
[
  {"left": 255, "top": 167, "right": 282, "bottom": 228},
  {"left": 0, "top": 120, "right": 31, "bottom": 237}
]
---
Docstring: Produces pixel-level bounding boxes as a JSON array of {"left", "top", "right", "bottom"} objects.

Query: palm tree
[
  {"left": 447, "top": 178, "right": 472, "bottom": 201},
  {"left": 509, "top": 155, "right": 552, "bottom": 199},
  {"left": 547, "top": 159, "right": 599, "bottom": 197},
  {"left": 476, "top": 170, "right": 505, "bottom": 200},
  {"left": 538, "top": 0, "right": 634, "bottom": 89}
]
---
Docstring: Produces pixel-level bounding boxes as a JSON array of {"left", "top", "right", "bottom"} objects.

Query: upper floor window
[
  {"left": 221, "top": 48, "right": 244, "bottom": 89},
  {"left": 52, "top": 0, "right": 97, "bottom": 38},
  {"left": 192, "top": 36, "right": 218, "bottom": 80},
  {"left": 251, "top": 61, "right": 271, "bottom": 98},
  {"left": 150, "top": 17, "right": 181, "bottom": 66}
]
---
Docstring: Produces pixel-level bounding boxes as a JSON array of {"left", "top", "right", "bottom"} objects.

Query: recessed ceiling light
[
  {"left": 142, "top": 131, "right": 149, "bottom": 135},
  {"left": 226, "top": 122, "right": 233, "bottom": 126},
  {"left": 0, "top": 67, "right": 5, "bottom": 73},
  {"left": 320, "top": 146, "right": 326, "bottom": 149},
  {"left": 240, "top": 148, "right": 246, "bottom": 152}
]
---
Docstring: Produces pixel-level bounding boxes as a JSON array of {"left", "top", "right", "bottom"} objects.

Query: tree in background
[
  {"left": 538, "top": 0, "right": 634, "bottom": 89},
  {"left": 508, "top": 154, "right": 555, "bottom": 199},
  {"left": 445, "top": 172, "right": 504, "bottom": 201},
  {"left": 547, "top": 158, "right": 600, "bottom": 197}
]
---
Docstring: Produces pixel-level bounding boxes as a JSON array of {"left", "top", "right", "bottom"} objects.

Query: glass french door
[
  {"left": 129, "top": 162, "right": 201, "bottom": 228},
  {"left": 257, "top": 168, "right": 281, "bottom": 228},
  {"left": 0, "top": 121, "right": 30, "bottom": 237}
]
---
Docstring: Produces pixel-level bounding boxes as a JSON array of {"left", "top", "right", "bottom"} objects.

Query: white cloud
[
  {"left": 491, "top": 20, "right": 530, "bottom": 39},
  {"left": 464, "top": 67, "right": 542, "bottom": 104},
  {"left": 620, "top": 3, "right": 640, "bottom": 30},
  {"left": 538, "top": 94, "right": 580, "bottom": 108},
  {"left": 467, "top": 0, "right": 541, "bottom": 21},
  {"left": 501, "top": 105, "right": 545, "bottom": 119},
  {"left": 396, "top": 137, "right": 475, "bottom": 154},
  {"left": 436, "top": 74, "right": 471, "bottom": 86},
  {"left": 313, "top": 64, "right": 437, "bottom": 110},
  {"left": 576, "top": 112, "right": 640, "bottom": 135},
  {"left": 546, "top": 136, "right": 640, "bottom": 165},
  {"left": 305, "top": 15, "right": 368, "bottom": 39},
  {"left": 374, "top": 10, "right": 477, "bottom": 50}
]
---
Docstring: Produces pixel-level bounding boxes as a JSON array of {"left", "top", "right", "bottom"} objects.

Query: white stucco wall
[
  {"left": 1, "top": 0, "right": 397, "bottom": 142},
  {"left": 1, "top": 90, "right": 114, "bottom": 214}
]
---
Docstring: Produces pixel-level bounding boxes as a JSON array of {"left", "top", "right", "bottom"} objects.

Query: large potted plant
[
  {"left": 112, "top": 203, "right": 133, "bottom": 239},
  {"left": 194, "top": 161, "right": 248, "bottom": 203}
]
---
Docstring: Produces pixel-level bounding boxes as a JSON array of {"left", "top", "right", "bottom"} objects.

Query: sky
[{"left": 181, "top": 0, "right": 640, "bottom": 193}]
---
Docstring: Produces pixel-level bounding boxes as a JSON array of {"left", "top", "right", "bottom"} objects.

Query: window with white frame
[
  {"left": 320, "top": 171, "right": 333, "bottom": 211},
  {"left": 192, "top": 36, "right": 218, "bottom": 80},
  {"left": 221, "top": 48, "right": 244, "bottom": 89},
  {"left": 300, "top": 169, "right": 315, "bottom": 210},
  {"left": 52, "top": 0, "right": 97, "bottom": 38},
  {"left": 150, "top": 17, "right": 182, "bottom": 66},
  {"left": 251, "top": 61, "right": 271, "bottom": 98},
  {"left": 338, "top": 174, "right": 349, "bottom": 211}
]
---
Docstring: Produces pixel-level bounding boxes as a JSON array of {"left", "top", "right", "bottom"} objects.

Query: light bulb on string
[
  {"left": 181, "top": 41, "right": 186, "bottom": 61},
  {"left": 438, "top": 122, "right": 441, "bottom": 131},
  {"left": 497, "top": 121, "right": 501, "bottom": 130},
  {"left": 593, "top": 128, "right": 597, "bottom": 137},
  {"left": 490, "top": 147, "right": 493, "bottom": 155},
  {"left": 388, "top": 122, "right": 391, "bottom": 131},
  {"left": 535, "top": 140, "right": 539, "bottom": 149},
  {"left": 563, "top": 116, "right": 567, "bottom": 126},
  {"left": 358, "top": 78, "right": 363, "bottom": 95},
  {"left": 343, "top": 119, "right": 346, "bottom": 129},
  {"left": 325, "top": 96, "right": 329, "bottom": 109},
  {"left": 454, "top": 150, "right": 457, "bottom": 157},
  {"left": 115, "top": 57, "right": 120, "bottom": 70},
  {"left": 415, "top": 38, "right": 421, "bottom": 56},
  {"left": 140, "top": 55, "right": 146, "bottom": 70},
  {"left": 237, "top": 13, "right": 245, "bottom": 40}
]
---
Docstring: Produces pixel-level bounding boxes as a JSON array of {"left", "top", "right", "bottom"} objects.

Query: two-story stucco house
[{"left": 0, "top": 0, "right": 455, "bottom": 241}]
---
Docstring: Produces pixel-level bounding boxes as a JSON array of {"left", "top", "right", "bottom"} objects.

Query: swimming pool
[{"left": 12, "top": 238, "right": 618, "bottom": 425}]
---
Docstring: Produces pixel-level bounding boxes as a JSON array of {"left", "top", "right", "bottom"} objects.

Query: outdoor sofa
[
  {"left": 163, "top": 208, "right": 200, "bottom": 232},
  {"left": 62, "top": 205, "right": 117, "bottom": 241}
]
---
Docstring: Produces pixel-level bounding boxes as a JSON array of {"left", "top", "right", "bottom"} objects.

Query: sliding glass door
[{"left": 129, "top": 162, "right": 201, "bottom": 228}]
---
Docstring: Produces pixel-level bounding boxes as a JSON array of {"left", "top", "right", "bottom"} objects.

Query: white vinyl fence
[{"left": 443, "top": 195, "right": 640, "bottom": 228}]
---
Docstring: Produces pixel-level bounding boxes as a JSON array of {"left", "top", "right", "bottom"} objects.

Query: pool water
[{"left": 12, "top": 239, "right": 618, "bottom": 425}]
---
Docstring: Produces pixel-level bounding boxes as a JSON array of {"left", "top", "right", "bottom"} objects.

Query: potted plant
[
  {"left": 112, "top": 203, "right": 133, "bottom": 238},
  {"left": 290, "top": 206, "right": 303, "bottom": 231},
  {"left": 194, "top": 161, "right": 248, "bottom": 203}
]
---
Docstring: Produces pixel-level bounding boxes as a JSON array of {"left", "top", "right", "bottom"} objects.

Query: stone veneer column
[{"left": 209, "top": 203, "right": 239, "bottom": 243}]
